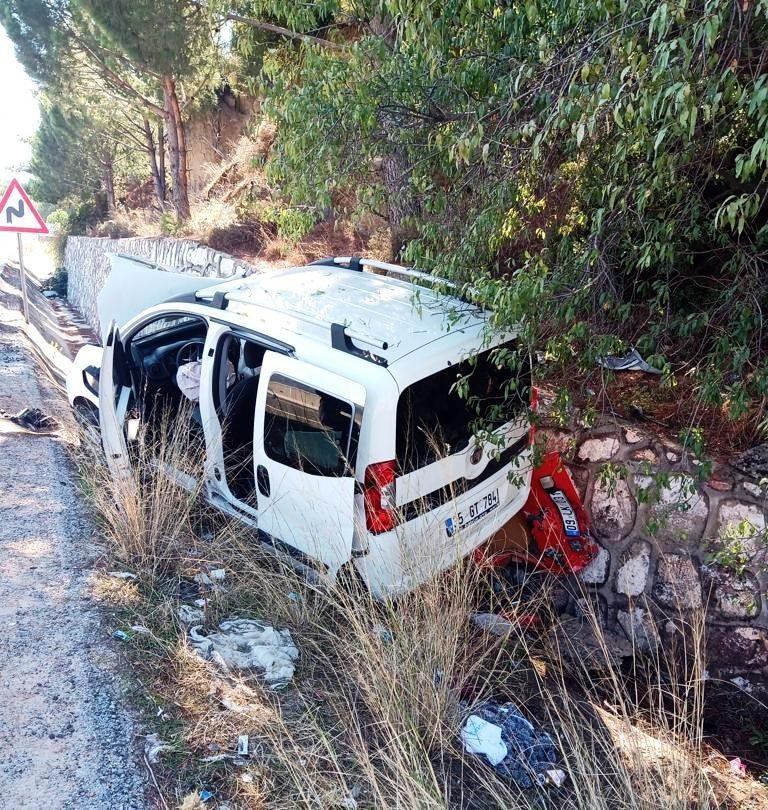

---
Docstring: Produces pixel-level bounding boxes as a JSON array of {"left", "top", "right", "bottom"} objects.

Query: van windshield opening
[{"left": 396, "top": 343, "right": 530, "bottom": 473}]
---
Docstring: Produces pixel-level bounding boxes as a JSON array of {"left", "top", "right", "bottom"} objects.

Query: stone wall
[
  {"left": 540, "top": 417, "right": 768, "bottom": 690},
  {"left": 64, "top": 235, "right": 261, "bottom": 334}
]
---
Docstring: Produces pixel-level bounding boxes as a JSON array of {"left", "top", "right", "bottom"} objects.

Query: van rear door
[{"left": 252, "top": 353, "right": 366, "bottom": 576}]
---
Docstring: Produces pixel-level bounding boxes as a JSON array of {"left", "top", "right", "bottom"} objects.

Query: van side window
[{"left": 263, "top": 374, "right": 357, "bottom": 477}]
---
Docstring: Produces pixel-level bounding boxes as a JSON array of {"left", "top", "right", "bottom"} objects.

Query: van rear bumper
[{"left": 358, "top": 451, "right": 532, "bottom": 598}]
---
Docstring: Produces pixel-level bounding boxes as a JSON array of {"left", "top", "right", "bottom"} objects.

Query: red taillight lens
[{"left": 364, "top": 460, "right": 397, "bottom": 534}]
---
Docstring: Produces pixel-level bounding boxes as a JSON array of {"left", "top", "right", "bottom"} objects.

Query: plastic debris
[
  {"left": 199, "top": 788, "right": 214, "bottom": 801},
  {"left": 1, "top": 406, "right": 58, "bottom": 432},
  {"left": 596, "top": 348, "right": 661, "bottom": 374},
  {"left": 545, "top": 768, "right": 567, "bottom": 787},
  {"left": 189, "top": 618, "right": 299, "bottom": 687},
  {"left": 371, "top": 623, "right": 394, "bottom": 644},
  {"left": 730, "top": 676, "right": 754, "bottom": 693},
  {"left": 470, "top": 612, "right": 515, "bottom": 637},
  {"left": 729, "top": 757, "right": 748, "bottom": 777},
  {"left": 461, "top": 715, "right": 508, "bottom": 766},
  {"left": 462, "top": 701, "right": 558, "bottom": 788},
  {"left": 144, "top": 733, "right": 173, "bottom": 764},
  {"left": 113, "top": 629, "right": 130, "bottom": 641},
  {"left": 178, "top": 604, "right": 205, "bottom": 625},
  {"left": 193, "top": 568, "right": 226, "bottom": 587},
  {"left": 107, "top": 571, "right": 137, "bottom": 580},
  {"left": 237, "top": 734, "right": 249, "bottom": 756}
]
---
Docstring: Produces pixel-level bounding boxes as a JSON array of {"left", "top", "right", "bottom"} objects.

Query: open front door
[
  {"left": 253, "top": 352, "right": 366, "bottom": 576},
  {"left": 98, "top": 320, "right": 133, "bottom": 481}
]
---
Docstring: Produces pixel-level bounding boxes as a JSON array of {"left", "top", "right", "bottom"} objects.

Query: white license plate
[
  {"left": 550, "top": 489, "right": 580, "bottom": 536},
  {"left": 446, "top": 488, "right": 500, "bottom": 537}
]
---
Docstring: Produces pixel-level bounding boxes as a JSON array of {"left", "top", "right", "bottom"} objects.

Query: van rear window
[{"left": 396, "top": 344, "right": 531, "bottom": 473}]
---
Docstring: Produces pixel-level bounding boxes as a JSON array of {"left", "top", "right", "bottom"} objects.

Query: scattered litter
[
  {"left": 545, "top": 768, "right": 567, "bottom": 787},
  {"left": 461, "top": 715, "right": 508, "bottom": 766},
  {"left": 130, "top": 624, "right": 152, "bottom": 635},
  {"left": 371, "top": 623, "right": 393, "bottom": 644},
  {"left": 193, "top": 568, "right": 226, "bottom": 587},
  {"left": 237, "top": 734, "right": 249, "bottom": 756},
  {"left": 107, "top": 571, "right": 137, "bottom": 580},
  {"left": 200, "top": 753, "right": 232, "bottom": 764},
  {"left": 144, "top": 733, "right": 173, "bottom": 764},
  {"left": 730, "top": 676, "right": 754, "bottom": 693},
  {"left": 113, "top": 629, "right": 130, "bottom": 641},
  {"left": 470, "top": 612, "right": 515, "bottom": 637},
  {"left": 178, "top": 604, "right": 205, "bottom": 625},
  {"left": 241, "top": 773, "right": 254, "bottom": 784},
  {"left": 193, "top": 598, "right": 207, "bottom": 607},
  {"left": 729, "top": 757, "right": 748, "bottom": 777},
  {"left": 189, "top": 618, "right": 299, "bottom": 686},
  {"left": 596, "top": 348, "right": 661, "bottom": 374},
  {"left": 199, "top": 788, "right": 214, "bottom": 801},
  {"left": 1, "top": 406, "right": 58, "bottom": 432},
  {"left": 462, "top": 701, "right": 559, "bottom": 788},
  {"left": 288, "top": 591, "right": 300, "bottom": 602}
]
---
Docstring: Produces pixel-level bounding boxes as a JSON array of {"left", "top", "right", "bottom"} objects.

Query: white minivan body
[{"left": 68, "top": 255, "right": 533, "bottom": 597}]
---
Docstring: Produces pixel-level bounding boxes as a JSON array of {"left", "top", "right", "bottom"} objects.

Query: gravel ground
[{"left": 0, "top": 320, "right": 148, "bottom": 808}]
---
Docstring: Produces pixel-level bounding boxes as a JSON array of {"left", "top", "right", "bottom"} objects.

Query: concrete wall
[{"left": 64, "top": 235, "right": 260, "bottom": 334}]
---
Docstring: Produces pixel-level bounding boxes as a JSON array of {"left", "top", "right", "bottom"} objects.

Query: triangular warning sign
[{"left": 0, "top": 178, "right": 49, "bottom": 234}]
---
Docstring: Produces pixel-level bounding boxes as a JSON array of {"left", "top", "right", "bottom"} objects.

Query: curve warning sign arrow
[{"left": 0, "top": 178, "right": 49, "bottom": 234}]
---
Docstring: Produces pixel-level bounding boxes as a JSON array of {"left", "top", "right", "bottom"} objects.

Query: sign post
[{"left": 0, "top": 178, "right": 49, "bottom": 324}]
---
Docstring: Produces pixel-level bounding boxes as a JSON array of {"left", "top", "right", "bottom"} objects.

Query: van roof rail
[{"left": 323, "top": 256, "right": 460, "bottom": 291}]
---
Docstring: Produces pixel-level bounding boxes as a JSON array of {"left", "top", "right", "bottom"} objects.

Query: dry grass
[{"left": 75, "top": 423, "right": 768, "bottom": 810}]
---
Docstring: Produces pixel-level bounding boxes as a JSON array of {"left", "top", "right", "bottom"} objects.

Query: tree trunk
[
  {"left": 382, "top": 150, "right": 419, "bottom": 259},
  {"left": 103, "top": 158, "right": 116, "bottom": 216},
  {"left": 162, "top": 75, "right": 191, "bottom": 220},
  {"left": 143, "top": 117, "right": 166, "bottom": 209},
  {"left": 157, "top": 122, "right": 166, "bottom": 202}
]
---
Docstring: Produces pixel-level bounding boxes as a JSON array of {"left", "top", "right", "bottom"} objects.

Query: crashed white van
[{"left": 68, "top": 254, "right": 533, "bottom": 596}]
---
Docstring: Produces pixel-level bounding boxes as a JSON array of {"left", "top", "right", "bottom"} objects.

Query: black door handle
[{"left": 256, "top": 464, "right": 270, "bottom": 497}]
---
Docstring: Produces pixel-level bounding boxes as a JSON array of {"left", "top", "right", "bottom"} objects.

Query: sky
[{"left": 0, "top": 27, "right": 40, "bottom": 186}]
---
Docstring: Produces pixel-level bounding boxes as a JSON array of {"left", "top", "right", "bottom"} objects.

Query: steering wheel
[{"left": 175, "top": 339, "right": 206, "bottom": 368}]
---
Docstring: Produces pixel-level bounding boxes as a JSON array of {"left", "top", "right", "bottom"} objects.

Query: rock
[
  {"left": 591, "top": 476, "right": 635, "bottom": 541},
  {"left": 707, "top": 477, "right": 733, "bottom": 492},
  {"left": 629, "top": 448, "right": 658, "bottom": 463},
  {"left": 565, "top": 464, "right": 590, "bottom": 501},
  {"left": 578, "top": 436, "right": 620, "bottom": 462},
  {"left": 717, "top": 500, "right": 767, "bottom": 557},
  {"left": 707, "top": 626, "right": 768, "bottom": 673},
  {"left": 538, "top": 430, "right": 574, "bottom": 456},
  {"left": 553, "top": 616, "right": 634, "bottom": 669},
  {"left": 643, "top": 474, "right": 709, "bottom": 542},
  {"left": 624, "top": 428, "right": 644, "bottom": 444},
  {"left": 732, "top": 443, "right": 768, "bottom": 481},
  {"left": 743, "top": 482, "right": 765, "bottom": 499},
  {"left": 219, "top": 256, "right": 237, "bottom": 277},
  {"left": 701, "top": 565, "right": 761, "bottom": 619},
  {"left": 665, "top": 450, "right": 681, "bottom": 463},
  {"left": 617, "top": 607, "right": 660, "bottom": 652},
  {"left": 652, "top": 555, "right": 702, "bottom": 609},
  {"left": 578, "top": 543, "right": 610, "bottom": 586},
  {"left": 615, "top": 541, "right": 651, "bottom": 597}
]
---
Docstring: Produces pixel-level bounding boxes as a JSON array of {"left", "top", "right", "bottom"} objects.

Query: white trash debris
[
  {"left": 107, "top": 571, "right": 137, "bottom": 580},
  {"left": 237, "top": 734, "right": 249, "bottom": 756},
  {"left": 193, "top": 568, "right": 226, "bottom": 587},
  {"left": 461, "top": 715, "right": 508, "bottom": 766},
  {"left": 144, "top": 732, "right": 173, "bottom": 764},
  {"left": 189, "top": 619, "right": 299, "bottom": 686},
  {"left": 545, "top": 768, "right": 567, "bottom": 787},
  {"left": 178, "top": 604, "right": 205, "bottom": 625},
  {"left": 470, "top": 612, "right": 515, "bottom": 637}
]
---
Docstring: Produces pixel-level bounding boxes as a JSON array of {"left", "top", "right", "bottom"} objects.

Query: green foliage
[
  {"left": 43, "top": 266, "right": 69, "bottom": 298},
  {"left": 262, "top": 205, "right": 318, "bottom": 243},
  {"left": 262, "top": 0, "right": 768, "bottom": 419}
]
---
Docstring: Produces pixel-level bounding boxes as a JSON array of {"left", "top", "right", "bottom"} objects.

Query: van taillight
[{"left": 364, "top": 460, "right": 397, "bottom": 534}]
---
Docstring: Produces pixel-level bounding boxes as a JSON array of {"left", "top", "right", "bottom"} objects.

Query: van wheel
[
  {"left": 334, "top": 562, "right": 370, "bottom": 602},
  {"left": 73, "top": 398, "right": 99, "bottom": 427}
]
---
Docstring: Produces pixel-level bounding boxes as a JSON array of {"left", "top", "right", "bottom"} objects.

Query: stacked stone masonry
[
  {"left": 65, "top": 235, "right": 264, "bottom": 334},
  {"left": 541, "top": 421, "right": 768, "bottom": 691}
]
